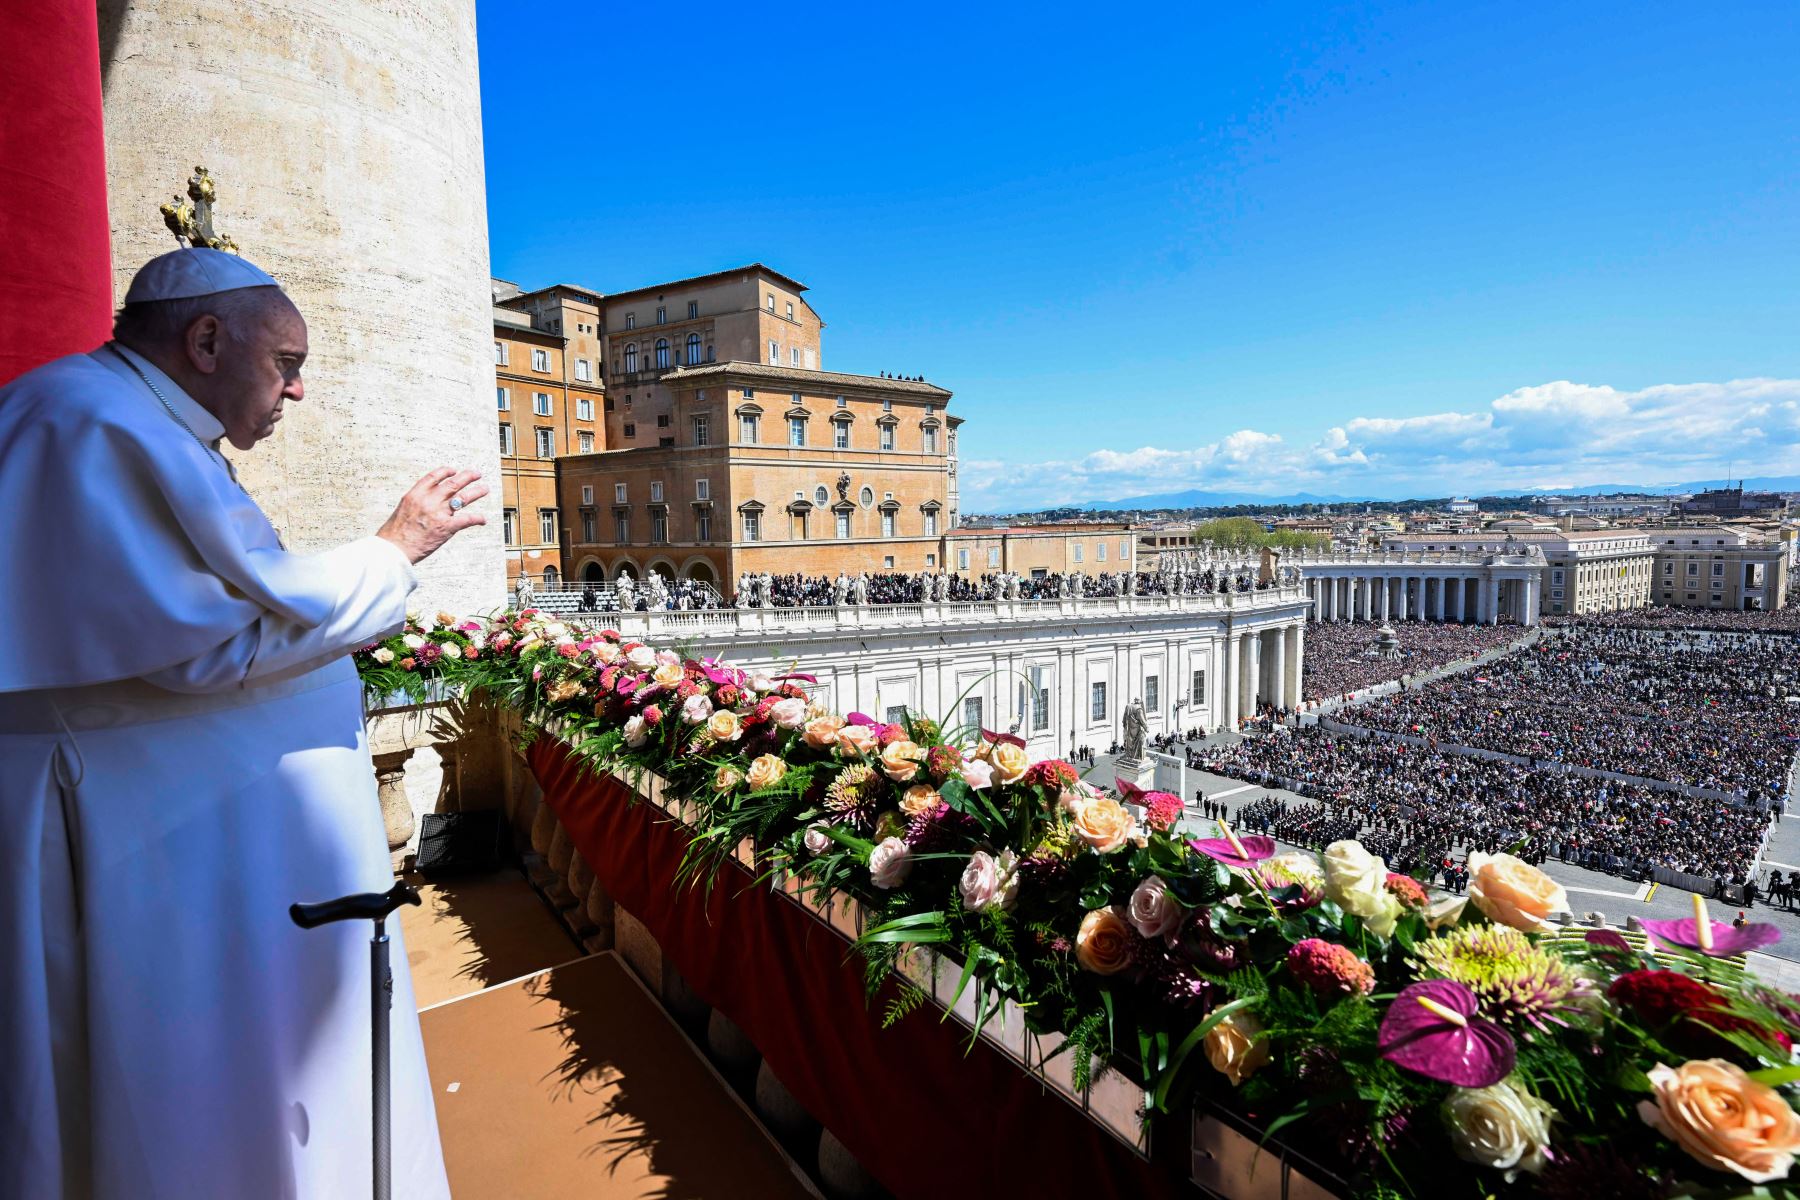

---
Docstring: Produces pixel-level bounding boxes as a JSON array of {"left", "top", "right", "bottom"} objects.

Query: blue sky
[{"left": 478, "top": 1, "right": 1800, "bottom": 509}]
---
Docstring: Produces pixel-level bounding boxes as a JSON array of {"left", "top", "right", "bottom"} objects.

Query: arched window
[
  {"left": 623, "top": 343, "right": 638, "bottom": 373},
  {"left": 655, "top": 338, "right": 670, "bottom": 369},
  {"left": 686, "top": 333, "right": 701, "bottom": 363},
  {"left": 543, "top": 567, "right": 559, "bottom": 586}
]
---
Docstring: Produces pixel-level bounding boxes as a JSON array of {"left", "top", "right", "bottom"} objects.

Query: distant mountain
[
  {"left": 1076, "top": 488, "right": 1363, "bottom": 510},
  {"left": 1066, "top": 475, "right": 1800, "bottom": 512}
]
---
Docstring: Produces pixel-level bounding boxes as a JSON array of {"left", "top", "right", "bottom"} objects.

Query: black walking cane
[{"left": 289, "top": 881, "right": 422, "bottom": 1200}]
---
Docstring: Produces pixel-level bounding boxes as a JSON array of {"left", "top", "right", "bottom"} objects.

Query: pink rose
[
  {"left": 869, "top": 838, "right": 912, "bottom": 889},
  {"left": 1127, "top": 874, "right": 1184, "bottom": 940},
  {"left": 835, "top": 724, "right": 878, "bottom": 758},
  {"left": 804, "top": 822, "right": 834, "bottom": 855},
  {"left": 769, "top": 697, "right": 808, "bottom": 730},
  {"left": 804, "top": 714, "right": 845, "bottom": 748},
  {"left": 961, "top": 757, "right": 995, "bottom": 790},
  {"left": 879, "top": 739, "right": 925, "bottom": 782},
  {"left": 959, "top": 849, "right": 1020, "bottom": 913},
  {"left": 681, "top": 693, "right": 714, "bottom": 724}
]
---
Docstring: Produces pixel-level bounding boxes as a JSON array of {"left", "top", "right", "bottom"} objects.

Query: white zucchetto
[{"left": 123, "top": 247, "right": 279, "bottom": 304}]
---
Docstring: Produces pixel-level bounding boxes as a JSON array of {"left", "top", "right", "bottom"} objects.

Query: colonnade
[
  {"left": 1302, "top": 571, "right": 1540, "bottom": 626},
  {"left": 1219, "top": 623, "right": 1304, "bottom": 728}
]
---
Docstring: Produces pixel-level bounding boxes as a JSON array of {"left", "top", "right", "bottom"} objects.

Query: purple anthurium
[
  {"left": 1640, "top": 916, "right": 1781, "bottom": 957},
  {"left": 1584, "top": 929, "right": 1635, "bottom": 955},
  {"left": 615, "top": 674, "right": 643, "bottom": 697},
  {"left": 1379, "top": 980, "right": 1515, "bottom": 1087},
  {"left": 773, "top": 672, "right": 818, "bottom": 684},
  {"left": 980, "top": 727, "right": 1027, "bottom": 749},
  {"left": 1188, "top": 830, "right": 1276, "bottom": 871},
  {"left": 847, "top": 712, "right": 876, "bottom": 726}
]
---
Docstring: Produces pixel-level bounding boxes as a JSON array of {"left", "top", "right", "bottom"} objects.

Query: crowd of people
[
  {"left": 1548, "top": 603, "right": 1800, "bottom": 637},
  {"left": 1300, "top": 619, "right": 1531, "bottom": 702},
  {"left": 725, "top": 566, "right": 1295, "bottom": 608},
  {"left": 1201, "top": 724, "right": 1776, "bottom": 885},
  {"left": 1341, "top": 626, "right": 1800, "bottom": 795}
]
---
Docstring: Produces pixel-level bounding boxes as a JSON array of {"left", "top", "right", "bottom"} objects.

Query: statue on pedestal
[{"left": 1120, "top": 697, "right": 1148, "bottom": 765}]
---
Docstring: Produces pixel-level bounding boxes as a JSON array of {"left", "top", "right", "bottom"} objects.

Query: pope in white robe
[{"left": 0, "top": 248, "right": 482, "bottom": 1199}]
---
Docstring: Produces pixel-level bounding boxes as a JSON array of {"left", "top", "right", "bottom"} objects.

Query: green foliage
[{"left": 1190, "top": 517, "right": 1330, "bottom": 551}]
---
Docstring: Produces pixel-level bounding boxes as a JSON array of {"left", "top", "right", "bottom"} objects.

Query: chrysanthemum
[
  {"left": 823, "top": 763, "right": 881, "bottom": 827},
  {"left": 902, "top": 800, "right": 978, "bottom": 851},
  {"left": 1411, "top": 925, "right": 1593, "bottom": 1031}
]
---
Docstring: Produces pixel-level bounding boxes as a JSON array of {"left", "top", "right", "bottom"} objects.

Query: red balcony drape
[
  {"left": 530, "top": 737, "right": 1192, "bottom": 1199},
  {"left": 0, "top": 0, "right": 112, "bottom": 386}
]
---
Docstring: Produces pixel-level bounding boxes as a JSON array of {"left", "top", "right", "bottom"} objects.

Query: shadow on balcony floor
[
  {"left": 419, "top": 951, "right": 814, "bottom": 1200},
  {"left": 402, "top": 868, "right": 584, "bottom": 1008}
]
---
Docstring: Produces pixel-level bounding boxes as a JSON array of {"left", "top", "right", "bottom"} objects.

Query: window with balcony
[
  {"left": 580, "top": 510, "right": 595, "bottom": 543},
  {"left": 695, "top": 510, "right": 711, "bottom": 540},
  {"left": 788, "top": 416, "right": 806, "bottom": 447},
  {"left": 496, "top": 386, "right": 509, "bottom": 410},
  {"left": 651, "top": 510, "right": 668, "bottom": 543},
  {"left": 655, "top": 338, "right": 670, "bottom": 369},
  {"left": 533, "top": 392, "right": 552, "bottom": 416},
  {"left": 498, "top": 423, "right": 514, "bottom": 455},
  {"left": 693, "top": 414, "right": 710, "bottom": 446},
  {"left": 835, "top": 510, "right": 850, "bottom": 538},
  {"left": 742, "top": 511, "right": 761, "bottom": 541},
  {"left": 532, "top": 348, "right": 549, "bottom": 372},
  {"left": 614, "top": 513, "right": 629, "bottom": 542},
  {"left": 535, "top": 427, "right": 554, "bottom": 457},
  {"left": 881, "top": 511, "right": 896, "bottom": 538}
]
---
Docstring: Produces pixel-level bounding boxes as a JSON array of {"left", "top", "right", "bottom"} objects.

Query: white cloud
[{"left": 961, "top": 378, "right": 1800, "bottom": 511}]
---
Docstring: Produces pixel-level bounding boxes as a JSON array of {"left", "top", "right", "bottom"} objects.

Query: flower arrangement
[{"left": 359, "top": 608, "right": 1800, "bottom": 1198}]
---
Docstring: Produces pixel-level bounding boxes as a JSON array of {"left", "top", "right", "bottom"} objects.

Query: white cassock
[{"left": 0, "top": 344, "right": 450, "bottom": 1199}]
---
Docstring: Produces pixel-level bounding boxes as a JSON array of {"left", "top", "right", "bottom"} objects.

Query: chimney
[{"left": 1561, "top": 514, "right": 1574, "bottom": 533}]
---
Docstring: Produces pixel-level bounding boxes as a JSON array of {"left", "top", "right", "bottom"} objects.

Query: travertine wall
[{"left": 99, "top": 0, "right": 504, "bottom": 617}]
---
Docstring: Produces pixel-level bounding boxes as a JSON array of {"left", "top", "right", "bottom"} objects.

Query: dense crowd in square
[{"left": 1299, "top": 619, "right": 1531, "bottom": 702}]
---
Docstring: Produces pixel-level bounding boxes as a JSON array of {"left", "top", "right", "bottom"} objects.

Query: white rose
[
  {"left": 402, "top": 633, "right": 426, "bottom": 651},
  {"left": 769, "top": 697, "right": 808, "bottom": 730},
  {"left": 682, "top": 694, "right": 714, "bottom": 724},
  {"left": 440, "top": 642, "right": 463, "bottom": 660},
  {"left": 623, "top": 715, "right": 648, "bottom": 748},
  {"left": 372, "top": 647, "right": 395, "bottom": 665},
  {"left": 869, "top": 837, "right": 913, "bottom": 889},
  {"left": 1442, "top": 1080, "right": 1557, "bottom": 1182},
  {"left": 625, "top": 645, "right": 657, "bottom": 670},
  {"left": 1127, "top": 874, "right": 1184, "bottom": 940},
  {"left": 1323, "top": 840, "right": 1401, "bottom": 936},
  {"left": 750, "top": 673, "right": 777, "bottom": 693},
  {"left": 468, "top": 633, "right": 487, "bottom": 651},
  {"left": 543, "top": 622, "right": 568, "bottom": 639},
  {"left": 961, "top": 757, "right": 994, "bottom": 790},
  {"left": 804, "top": 822, "right": 834, "bottom": 855}
]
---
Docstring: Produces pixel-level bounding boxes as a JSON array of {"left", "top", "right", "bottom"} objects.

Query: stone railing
[
  {"left": 605, "top": 583, "right": 1310, "bottom": 639},
  {"left": 1283, "top": 548, "right": 1543, "bottom": 567}
]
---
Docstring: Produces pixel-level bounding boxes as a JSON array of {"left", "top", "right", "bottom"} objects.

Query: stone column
[
  {"left": 1240, "top": 632, "right": 1257, "bottom": 720},
  {"left": 1268, "top": 629, "right": 1286, "bottom": 711},
  {"left": 1218, "top": 634, "right": 1236, "bottom": 732},
  {"left": 1285, "top": 623, "right": 1304, "bottom": 709},
  {"left": 372, "top": 748, "right": 416, "bottom": 854},
  {"left": 1486, "top": 579, "right": 1501, "bottom": 625},
  {"left": 1436, "top": 577, "right": 1448, "bottom": 621}
]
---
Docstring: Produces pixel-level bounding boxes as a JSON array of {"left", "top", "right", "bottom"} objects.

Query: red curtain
[
  {"left": 531, "top": 739, "right": 1191, "bottom": 1199},
  {"left": 0, "top": 0, "right": 112, "bottom": 386}
]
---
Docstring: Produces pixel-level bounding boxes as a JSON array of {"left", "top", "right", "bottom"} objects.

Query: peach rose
[
  {"left": 879, "top": 739, "right": 925, "bottom": 782},
  {"left": 1204, "top": 1010, "right": 1270, "bottom": 1087},
  {"left": 1075, "top": 907, "right": 1135, "bottom": 975},
  {"left": 804, "top": 714, "right": 845, "bottom": 748},
  {"left": 989, "top": 741, "right": 1030, "bottom": 785},
  {"left": 1640, "top": 1059, "right": 1800, "bottom": 1184},
  {"left": 745, "top": 753, "right": 787, "bottom": 791},
  {"left": 592, "top": 640, "right": 621, "bottom": 665},
  {"left": 835, "top": 724, "right": 878, "bottom": 758},
  {"left": 1467, "top": 851, "right": 1568, "bottom": 933},
  {"left": 1070, "top": 796, "right": 1134, "bottom": 855},
  {"left": 651, "top": 661, "right": 684, "bottom": 688},
  {"left": 706, "top": 709, "right": 743, "bottom": 742},
  {"left": 713, "top": 765, "right": 744, "bottom": 791},
  {"left": 900, "top": 785, "right": 942, "bottom": 817}
]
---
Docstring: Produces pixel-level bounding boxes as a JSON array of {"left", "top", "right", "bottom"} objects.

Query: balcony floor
[{"left": 402, "top": 871, "right": 815, "bottom": 1200}]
